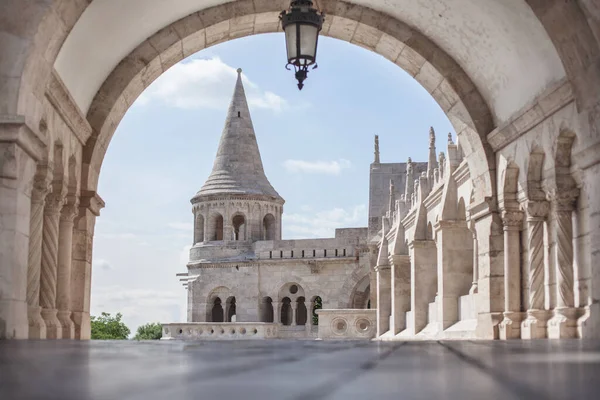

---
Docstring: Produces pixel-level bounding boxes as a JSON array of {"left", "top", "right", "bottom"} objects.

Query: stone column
[
  {"left": 26, "top": 167, "right": 52, "bottom": 339},
  {"left": 548, "top": 188, "right": 580, "bottom": 338},
  {"left": 435, "top": 220, "right": 473, "bottom": 331},
  {"left": 71, "top": 191, "right": 104, "bottom": 339},
  {"left": 375, "top": 265, "right": 392, "bottom": 336},
  {"left": 291, "top": 302, "right": 297, "bottom": 326},
  {"left": 272, "top": 301, "right": 280, "bottom": 323},
  {"left": 468, "top": 219, "right": 478, "bottom": 295},
  {"left": 390, "top": 255, "right": 411, "bottom": 334},
  {"left": 0, "top": 121, "right": 40, "bottom": 339},
  {"left": 40, "top": 191, "right": 66, "bottom": 339},
  {"left": 472, "top": 208, "right": 505, "bottom": 340},
  {"left": 521, "top": 200, "right": 550, "bottom": 339},
  {"left": 408, "top": 240, "right": 437, "bottom": 335},
  {"left": 56, "top": 196, "right": 79, "bottom": 339},
  {"left": 499, "top": 210, "right": 524, "bottom": 339}
]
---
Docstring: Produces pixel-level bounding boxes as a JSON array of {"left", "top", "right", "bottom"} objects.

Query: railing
[
  {"left": 315, "top": 309, "right": 377, "bottom": 340},
  {"left": 162, "top": 322, "right": 278, "bottom": 340}
]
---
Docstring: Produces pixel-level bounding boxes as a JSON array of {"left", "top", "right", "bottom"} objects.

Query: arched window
[
  {"left": 281, "top": 297, "right": 292, "bottom": 326},
  {"left": 226, "top": 296, "right": 236, "bottom": 322},
  {"left": 263, "top": 214, "right": 276, "bottom": 240},
  {"left": 208, "top": 213, "right": 224, "bottom": 241},
  {"left": 232, "top": 214, "right": 246, "bottom": 241},
  {"left": 194, "top": 213, "right": 204, "bottom": 244},
  {"left": 211, "top": 297, "right": 223, "bottom": 322},
  {"left": 296, "top": 297, "right": 307, "bottom": 325},
  {"left": 261, "top": 297, "right": 274, "bottom": 323},
  {"left": 311, "top": 296, "right": 322, "bottom": 325}
]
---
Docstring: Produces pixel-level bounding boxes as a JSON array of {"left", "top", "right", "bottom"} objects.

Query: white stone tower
[{"left": 189, "top": 69, "right": 285, "bottom": 262}]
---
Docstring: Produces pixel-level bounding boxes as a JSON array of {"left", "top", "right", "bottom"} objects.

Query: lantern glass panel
[
  {"left": 299, "top": 24, "right": 319, "bottom": 62},
  {"left": 284, "top": 24, "right": 297, "bottom": 61}
]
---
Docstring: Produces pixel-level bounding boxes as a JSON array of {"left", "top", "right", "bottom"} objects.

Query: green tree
[
  {"left": 312, "top": 296, "right": 322, "bottom": 325},
  {"left": 90, "top": 312, "right": 130, "bottom": 340},
  {"left": 134, "top": 322, "right": 163, "bottom": 340}
]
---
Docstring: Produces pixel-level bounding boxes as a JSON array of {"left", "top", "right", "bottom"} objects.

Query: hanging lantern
[{"left": 280, "top": 0, "right": 324, "bottom": 90}]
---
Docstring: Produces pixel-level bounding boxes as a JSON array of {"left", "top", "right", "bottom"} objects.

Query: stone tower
[{"left": 190, "top": 69, "right": 285, "bottom": 260}]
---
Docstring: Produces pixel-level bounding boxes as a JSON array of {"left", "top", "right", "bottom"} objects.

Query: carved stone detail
[{"left": 501, "top": 210, "right": 523, "bottom": 229}]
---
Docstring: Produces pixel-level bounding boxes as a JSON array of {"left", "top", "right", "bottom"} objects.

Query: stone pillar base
[
  {"left": 72, "top": 311, "right": 91, "bottom": 340},
  {"left": 57, "top": 310, "right": 75, "bottom": 339},
  {"left": 499, "top": 312, "right": 525, "bottom": 339},
  {"left": 41, "top": 308, "right": 63, "bottom": 339},
  {"left": 0, "top": 298, "right": 28, "bottom": 339},
  {"left": 577, "top": 304, "right": 599, "bottom": 339},
  {"left": 521, "top": 310, "right": 551, "bottom": 339},
  {"left": 28, "top": 306, "right": 47, "bottom": 339},
  {"left": 475, "top": 312, "right": 503, "bottom": 339},
  {"left": 548, "top": 308, "right": 579, "bottom": 338}
]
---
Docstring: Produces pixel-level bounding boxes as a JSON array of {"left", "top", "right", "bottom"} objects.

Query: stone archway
[{"left": 1, "top": 0, "right": 599, "bottom": 340}]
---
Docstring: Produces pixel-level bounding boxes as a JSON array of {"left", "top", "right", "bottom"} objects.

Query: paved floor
[{"left": 1, "top": 340, "right": 599, "bottom": 399}]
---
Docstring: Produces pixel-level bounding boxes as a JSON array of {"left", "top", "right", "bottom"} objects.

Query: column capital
[
  {"left": 546, "top": 186, "right": 579, "bottom": 211},
  {"left": 60, "top": 195, "right": 80, "bottom": 222},
  {"left": 44, "top": 191, "right": 66, "bottom": 216},
  {"left": 501, "top": 210, "right": 523, "bottom": 230},
  {"left": 523, "top": 200, "right": 549, "bottom": 220}
]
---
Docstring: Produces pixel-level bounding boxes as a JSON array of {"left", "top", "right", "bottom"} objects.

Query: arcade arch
[{"left": 0, "top": 0, "right": 598, "bottom": 340}]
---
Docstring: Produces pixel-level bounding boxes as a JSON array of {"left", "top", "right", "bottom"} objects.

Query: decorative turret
[
  {"left": 374, "top": 135, "right": 380, "bottom": 164},
  {"left": 404, "top": 157, "right": 414, "bottom": 201},
  {"left": 388, "top": 179, "right": 395, "bottom": 215},
  {"left": 190, "top": 69, "right": 285, "bottom": 248},
  {"left": 427, "top": 127, "right": 438, "bottom": 181}
]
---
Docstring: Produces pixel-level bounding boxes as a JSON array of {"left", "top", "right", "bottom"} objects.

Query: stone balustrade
[
  {"left": 161, "top": 323, "right": 278, "bottom": 340},
  {"left": 316, "top": 309, "right": 377, "bottom": 340}
]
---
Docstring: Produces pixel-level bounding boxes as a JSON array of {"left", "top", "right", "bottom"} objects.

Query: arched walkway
[{"left": 0, "top": 0, "right": 599, "bottom": 340}]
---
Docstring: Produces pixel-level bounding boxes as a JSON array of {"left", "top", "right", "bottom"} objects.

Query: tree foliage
[
  {"left": 90, "top": 312, "right": 130, "bottom": 340},
  {"left": 134, "top": 322, "right": 163, "bottom": 340},
  {"left": 312, "top": 296, "right": 322, "bottom": 325}
]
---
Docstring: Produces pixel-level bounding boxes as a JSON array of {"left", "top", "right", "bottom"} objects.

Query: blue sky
[{"left": 90, "top": 33, "right": 455, "bottom": 335}]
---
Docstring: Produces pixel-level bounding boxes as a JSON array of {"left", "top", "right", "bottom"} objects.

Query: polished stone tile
[{"left": 1, "top": 340, "right": 599, "bottom": 400}]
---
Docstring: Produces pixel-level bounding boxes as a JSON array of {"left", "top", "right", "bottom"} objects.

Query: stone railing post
[
  {"left": 40, "top": 191, "right": 66, "bottom": 339},
  {"left": 56, "top": 195, "right": 79, "bottom": 339},
  {"left": 499, "top": 210, "right": 524, "bottom": 339},
  {"left": 521, "top": 200, "right": 550, "bottom": 339}
]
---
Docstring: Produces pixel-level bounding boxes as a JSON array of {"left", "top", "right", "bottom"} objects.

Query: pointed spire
[
  {"left": 193, "top": 69, "right": 283, "bottom": 202},
  {"left": 448, "top": 132, "right": 454, "bottom": 145},
  {"left": 404, "top": 157, "right": 414, "bottom": 200},
  {"left": 427, "top": 127, "right": 438, "bottom": 180},
  {"left": 388, "top": 179, "right": 395, "bottom": 214},
  {"left": 374, "top": 135, "right": 380, "bottom": 164}
]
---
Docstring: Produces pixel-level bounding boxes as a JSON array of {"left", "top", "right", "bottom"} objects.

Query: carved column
[
  {"left": 27, "top": 167, "right": 52, "bottom": 339},
  {"left": 468, "top": 219, "right": 478, "bottom": 295},
  {"left": 291, "top": 301, "right": 297, "bottom": 326},
  {"left": 56, "top": 196, "right": 79, "bottom": 339},
  {"left": 375, "top": 265, "right": 392, "bottom": 337},
  {"left": 272, "top": 301, "right": 280, "bottom": 324},
  {"left": 71, "top": 191, "right": 104, "bottom": 339},
  {"left": 521, "top": 200, "right": 550, "bottom": 339},
  {"left": 547, "top": 188, "right": 580, "bottom": 338},
  {"left": 40, "top": 191, "right": 66, "bottom": 339},
  {"left": 499, "top": 210, "right": 524, "bottom": 339}
]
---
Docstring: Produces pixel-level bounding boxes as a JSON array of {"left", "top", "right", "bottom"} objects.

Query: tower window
[
  {"left": 280, "top": 250, "right": 283, "bottom": 258},
  {"left": 237, "top": 111, "right": 241, "bottom": 117},
  {"left": 269, "top": 251, "right": 272, "bottom": 259},
  {"left": 291, "top": 250, "right": 294, "bottom": 258},
  {"left": 335, "top": 249, "right": 338, "bottom": 257},
  {"left": 324, "top": 249, "right": 327, "bottom": 257},
  {"left": 313, "top": 249, "right": 316, "bottom": 257},
  {"left": 343, "top": 249, "right": 346, "bottom": 256},
  {"left": 302, "top": 250, "right": 305, "bottom": 258}
]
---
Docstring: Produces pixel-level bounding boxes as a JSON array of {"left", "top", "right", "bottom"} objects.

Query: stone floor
[{"left": 1, "top": 340, "right": 599, "bottom": 399}]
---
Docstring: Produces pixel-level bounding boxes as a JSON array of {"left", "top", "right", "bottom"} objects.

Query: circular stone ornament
[{"left": 331, "top": 318, "right": 348, "bottom": 335}]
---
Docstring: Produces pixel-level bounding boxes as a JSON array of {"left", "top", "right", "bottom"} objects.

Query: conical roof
[{"left": 193, "top": 69, "right": 284, "bottom": 203}]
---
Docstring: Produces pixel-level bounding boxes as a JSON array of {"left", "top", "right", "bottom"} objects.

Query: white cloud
[
  {"left": 136, "top": 57, "right": 287, "bottom": 112},
  {"left": 168, "top": 222, "right": 193, "bottom": 231},
  {"left": 93, "top": 259, "right": 113, "bottom": 271},
  {"left": 282, "top": 159, "right": 351, "bottom": 175},
  {"left": 179, "top": 245, "right": 193, "bottom": 265},
  {"left": 283, "top": 204, "right": 367, "bottom": 238}
]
